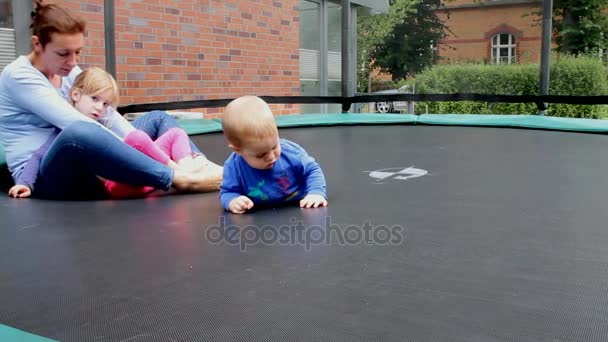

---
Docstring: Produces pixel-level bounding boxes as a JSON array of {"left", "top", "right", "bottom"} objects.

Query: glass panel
[
  {"left": 299, "top": 0, "right": 321, "bottom": 114},
  {"left": 299, "top": 0, "right": 320, "bottom": 51},
  {"left": 500, "top": 47, "right": 509, "bottom": 57},
  {"left": 327, "top": 80, "right": 342, "bottom": 113},
  {"left": 327, "top": 2, "right": 342, "bottom": 112},
  {"left": 510, "top": 35, "right": 516, "bottom": 44},
  {"left": 300, "top": 80, "right": 321, "bottom": 113},
  {"left": 492, "top": 35, "right": 498, "bottom": 45},
  {"left": 0, "top": 0, "right": 12, "bottom": 28},
  {"left": 500, "top": 34, "right": 509, "bottom": 45},
  {"left": 299, "top": 0, "right": 343, "bottom": 113},
  {"left": 327, "top": 2, "right": 341, "bottom": 53}
]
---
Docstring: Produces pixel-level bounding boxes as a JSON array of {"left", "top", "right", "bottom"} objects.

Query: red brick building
[
  {"left": 65, "top": 0, "right": 302, "bottom": 117},
  {"left": 1, "top": 0, "right": 388, "bottom": 117},
  {"left": 437, "top": 0, "right": 542, "bottom": 64}
]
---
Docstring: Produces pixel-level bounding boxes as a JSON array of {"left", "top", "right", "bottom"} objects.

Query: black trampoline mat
[{"left": 2, "top": 125, "right": 608, "bottom": 341}]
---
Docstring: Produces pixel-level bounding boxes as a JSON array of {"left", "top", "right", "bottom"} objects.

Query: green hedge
[{"left": 411, "top": 55, "right": 608, "bottom": 118}]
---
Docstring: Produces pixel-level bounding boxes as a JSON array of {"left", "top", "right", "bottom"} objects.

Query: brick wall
[
  {"left": 436, "top": 1, "right": 542, "bottom": 64},
  {"left": 59, "top": 0, "right": 301, "bottom": 118}
]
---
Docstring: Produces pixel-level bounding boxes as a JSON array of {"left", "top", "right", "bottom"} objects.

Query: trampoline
[{"left": 3, "top": 113, "right": 608, "bottom": 341}]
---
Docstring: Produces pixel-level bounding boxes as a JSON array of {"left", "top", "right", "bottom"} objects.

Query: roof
[
  {"left": 443, "top": 0, "right": 540, "bottom": 10},
  {"left": 351, "top": 0, "right": 389, "bottom": 13}
]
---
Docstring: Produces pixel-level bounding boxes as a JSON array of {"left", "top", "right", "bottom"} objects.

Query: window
[
  {"left": 326, "top": 2, "right": 342, "bottom": 113},
  {"left": 491, "top": 33, "right": 516, "bottom": 64},
  {"left": 0, "top": 0, "right": 15, "bottom": 70},
  {"left": 0, "top": 0, "right": 12, "bottom": 27},
  {"left": 299, "top": 0, "right": 343, "bottom": 114},
  {"left": 299, "top": 0, "right": 323, "bottom": 113}
]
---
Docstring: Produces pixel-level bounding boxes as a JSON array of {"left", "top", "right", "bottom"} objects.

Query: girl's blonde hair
[
  {"left": 71, "top": 67, "right": 120, "bottom": 106},
  {"left": 222, "top": 95, "right": 277, "bottom": 148}
]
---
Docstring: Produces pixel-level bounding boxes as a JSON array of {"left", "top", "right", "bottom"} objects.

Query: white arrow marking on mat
[{"left": 368, "top": 167, "right": 428, "bottom": 182}]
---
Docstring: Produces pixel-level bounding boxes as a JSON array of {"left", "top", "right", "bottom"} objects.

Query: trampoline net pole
[{"left": 538, "top": 0, "right": 553, "bottom": 115}]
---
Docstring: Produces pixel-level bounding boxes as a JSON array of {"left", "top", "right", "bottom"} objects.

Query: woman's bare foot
[
  {"left": 172, "top": 168, "right": 222, "bottom": 193},
  {"left": 176, "top": 157, "right": 200, "bottom": 173},
  {"left": 167, "top": 160, "right": 185, "bottom": 171},
  {"left": 202, "top": 160, "right": 223, "bottom": 178},
  {"left": 177, "top": 155, "right": 208, "bottom": 173}
]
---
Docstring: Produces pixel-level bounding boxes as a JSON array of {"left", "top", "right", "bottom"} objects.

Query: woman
[{"left": 0, "top": 1, "right": 222, "bottom": 199}]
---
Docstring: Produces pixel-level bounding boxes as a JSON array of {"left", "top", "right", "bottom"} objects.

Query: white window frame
[{"left": 491, "top": 33, "right": 516, "bottom": 65}]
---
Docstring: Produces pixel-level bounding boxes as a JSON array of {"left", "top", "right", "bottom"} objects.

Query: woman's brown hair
[{"left": 30, "top": 0, "right": 86, "bottom": 48}]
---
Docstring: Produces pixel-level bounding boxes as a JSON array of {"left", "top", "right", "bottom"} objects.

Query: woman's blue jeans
[{"left": 34, "top": 111, "right": 196, "bottom": 200}]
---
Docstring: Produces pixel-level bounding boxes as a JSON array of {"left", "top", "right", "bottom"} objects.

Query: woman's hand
[{"left": 8, "top": 185, "right": 32, "bottom": 198}]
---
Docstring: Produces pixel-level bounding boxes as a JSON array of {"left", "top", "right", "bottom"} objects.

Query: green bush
[{"left": 411, "top": 55, "right": 608, "bottom": 118}]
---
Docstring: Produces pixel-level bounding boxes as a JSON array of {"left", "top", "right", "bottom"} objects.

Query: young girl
[
  {"left": 8, "top": 67, "right": 218, "bottom": 199},
  {"left": 1, "top": 1, "right": 221, "bottom": 199}
]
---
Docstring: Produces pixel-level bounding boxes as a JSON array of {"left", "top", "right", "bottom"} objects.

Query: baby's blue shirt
[{"left": 220, "top": 139, "right": 327, "bottom": 210}]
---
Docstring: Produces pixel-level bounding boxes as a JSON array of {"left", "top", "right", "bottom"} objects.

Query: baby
[{"left": 220, "top": 95, "right": 328, "bottom": 214}]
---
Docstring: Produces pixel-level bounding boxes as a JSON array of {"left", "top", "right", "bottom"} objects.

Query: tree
[
  {"left": 357, "top": 0, "right": 449, "bottom": 91},
  {"left": 550, "top": 0, "right": 608, "bottom": 55},
  {"left": 487, "top": 0, "right": 608, "bottom": 56}
]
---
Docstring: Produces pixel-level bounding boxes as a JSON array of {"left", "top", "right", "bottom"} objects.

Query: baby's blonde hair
[
  {"left": 71, "top": 67, "right": 120, "bottom": 106},
  {"left": 222, "top": 95, "right": 277, "bottom": 148}
]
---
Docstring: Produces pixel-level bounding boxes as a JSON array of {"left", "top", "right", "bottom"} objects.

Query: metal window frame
[
  {"left": 317, "top": 0, "right": 366, "bottom": 112},
  {"left": 11, "top": 0, "right": 30, "bottom": 56}
]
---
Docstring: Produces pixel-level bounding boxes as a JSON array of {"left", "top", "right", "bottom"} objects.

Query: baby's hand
[
  {"left": 8, "top": 184, "right": 32, "bottom": 198},
  {"left": 300, "top": 194, "right": 328, "bottom": 208},
  {"left": 229, "top": 195, "right": 254, "bottom": 214}
]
